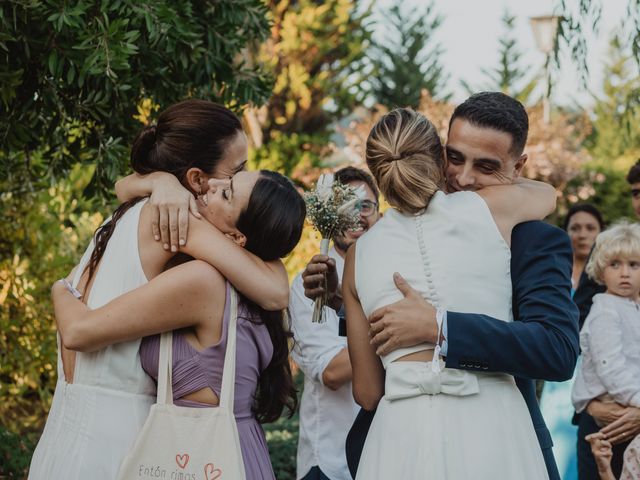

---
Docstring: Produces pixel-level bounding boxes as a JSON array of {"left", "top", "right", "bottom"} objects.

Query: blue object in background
[{"left": 540, "top": 362, "right": 580, "bottom": 480}]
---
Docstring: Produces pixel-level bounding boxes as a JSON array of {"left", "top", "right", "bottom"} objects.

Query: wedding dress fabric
[
  {"left": 354, "top": 191, "right": 549, "bottom": 480},
  {"left": 29, "top": 200, "right": 155, "bottom": 479}
]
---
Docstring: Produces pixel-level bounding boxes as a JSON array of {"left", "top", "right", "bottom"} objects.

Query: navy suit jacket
[{"left": 345, "top": 221, "right": 580, "bottom": 480}]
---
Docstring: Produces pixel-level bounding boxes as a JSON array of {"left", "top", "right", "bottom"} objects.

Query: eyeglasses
[{"left": 356, "top": 200, "right": 379, "bottom": 217}]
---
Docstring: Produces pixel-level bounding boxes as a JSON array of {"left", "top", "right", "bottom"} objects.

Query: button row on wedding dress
[{"left": 414, "top": 216, "right": 445, "bottom": 373}]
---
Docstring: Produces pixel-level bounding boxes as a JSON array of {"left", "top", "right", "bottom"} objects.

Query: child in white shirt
[{"left": 572, "top": 222, "right": 640, "bottom": 479}]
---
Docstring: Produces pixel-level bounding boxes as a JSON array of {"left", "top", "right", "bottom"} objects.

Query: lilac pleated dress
[{"left": 139, "top": 284, "right": 276, "bottom": 479}]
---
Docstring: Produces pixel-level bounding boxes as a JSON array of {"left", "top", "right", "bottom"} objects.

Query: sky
[{"left": 372, "top": 0, "right": 632, "bottom": 108}]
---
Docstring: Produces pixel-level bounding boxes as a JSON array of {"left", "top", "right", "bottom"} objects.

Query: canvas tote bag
[{"left": 117, "top": 287, "right": 246, "bottom": 480}]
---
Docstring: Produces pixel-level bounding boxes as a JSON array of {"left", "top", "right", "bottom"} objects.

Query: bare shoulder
[
  {"left": 152, "top": 260, "right": 227, "bottom": 308},
  {"left": 176, "top": 260, "right": 226, "bottom": 292}
]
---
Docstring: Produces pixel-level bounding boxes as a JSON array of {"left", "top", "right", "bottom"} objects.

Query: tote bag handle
[
  {"left": 156, "top": 285, "right": 238, "bottom": 412},
  {"left": 218, "top": 286, "right": 238, "bottom": 410}
]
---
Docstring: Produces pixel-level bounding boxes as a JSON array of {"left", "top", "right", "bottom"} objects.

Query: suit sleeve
[{"left": 444, "top": 222, "right": 580, "bottom": 381}]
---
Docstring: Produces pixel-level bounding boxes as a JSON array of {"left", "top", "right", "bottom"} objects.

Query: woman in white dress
[
  {"left": 344, "top": 108, "right": 555, "bottom": 479},
  {"left": 28, "top": 100, "right": 292, "bottom": 479}
]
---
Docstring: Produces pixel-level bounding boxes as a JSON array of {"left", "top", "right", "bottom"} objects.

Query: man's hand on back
[
  {"left": 368, "top": 273, "right": 438, "bottom": 356},
  {"left": 302, "top": 255, "right": 342, "bottom": 311}
]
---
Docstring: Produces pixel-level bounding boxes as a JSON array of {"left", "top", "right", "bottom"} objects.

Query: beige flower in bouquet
[{"left": 304, "top": 173, "right": 365, "bottom": 323}]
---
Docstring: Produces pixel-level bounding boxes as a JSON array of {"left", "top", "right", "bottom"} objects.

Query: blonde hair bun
[{"left": 365, "top": 108, "right": 444, "bottom": 214}]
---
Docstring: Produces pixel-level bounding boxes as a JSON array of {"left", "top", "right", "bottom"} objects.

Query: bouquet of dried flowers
[{"left": 304, "top": 173, "right": 364, "bottom": 323}]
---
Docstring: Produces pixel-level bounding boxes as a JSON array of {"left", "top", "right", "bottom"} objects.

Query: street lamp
[{"left": 530, "top": 15, "right": 560, "bottom": 123}]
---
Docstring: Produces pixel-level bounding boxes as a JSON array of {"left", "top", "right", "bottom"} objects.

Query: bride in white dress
[
  {"left": 28, "top": 100, "right": 291, "bottom": 479},
  {"left": 344, "top": 108, "right": 554, "bottom": 479}
]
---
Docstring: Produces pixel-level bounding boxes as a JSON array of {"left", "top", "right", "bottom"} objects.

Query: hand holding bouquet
[{"left": 305, "top": 173, "right": 364, "bottom": 323}]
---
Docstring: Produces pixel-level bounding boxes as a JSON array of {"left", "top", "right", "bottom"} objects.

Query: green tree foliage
[
  {"left": 555, "top": 0, "right": 640, "bottom": 83},
  {"left": 263, "top": 370, "right": 303, "bottom": 478},
  {"left": 563, "top": 36, "right": 640, "bottom": 223},
  {"left": 564, "top": 165, "right": 635, "bottom": 223},
  {"left": 250, "top": 0, "right": 371, "bottom": 179},
  {"left": 0, "top": 426, "right": 36, "bottom": 476},
  {"left": 460, "top": 10, "right": 537, "bottom": 104},
  {"left": 588, "top": 37, "right": 640, "bottom": 162},
  {"left": 366, "top": 2, "right": 448, "bottom": 108},
  {"left": 1, "top": 3, "right": 274, "bottom": 476},
  {"left": 0, "top": 0, "right": 272, "bottom": 197},
  {"left": 0, "top": 164, "right": 103, "bottom": 477}
]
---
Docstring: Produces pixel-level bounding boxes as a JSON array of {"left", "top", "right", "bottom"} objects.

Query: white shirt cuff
[{"left": 439, "top": 309, "right": 448, "bottom": 356}]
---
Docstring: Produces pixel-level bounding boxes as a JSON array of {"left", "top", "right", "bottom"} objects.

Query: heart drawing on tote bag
[
  {"left": 204, "top": 463, "right": 223, "bottom": 480},
  {"left": 175, "top": 453, "right": 189, "bottom": 469},
  {"left": 116, "top": 287, "right": 246, "bottom": 480}
]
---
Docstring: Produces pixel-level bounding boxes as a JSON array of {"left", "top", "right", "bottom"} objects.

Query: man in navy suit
[{"left": 346, "top": 92, "right": 580, "bottom": 480}]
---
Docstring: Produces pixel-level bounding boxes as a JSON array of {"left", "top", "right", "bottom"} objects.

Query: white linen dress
[
  {"left": 29, "top": 200, "right": 156, "bottom": 479},
  {"left": 354, "top": 191, "right": 549, "bottom": 480}
]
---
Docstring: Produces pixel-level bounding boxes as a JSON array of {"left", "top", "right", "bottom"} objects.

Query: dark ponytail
[
  {"left": 129, "top": 100, "right": 242, "bottom": 179},
  {"left": 85, "top": 100, "right": 243, "bottom": 285},
  {"left": 130, "top": 124, "right": 158, "bottom": 172}
]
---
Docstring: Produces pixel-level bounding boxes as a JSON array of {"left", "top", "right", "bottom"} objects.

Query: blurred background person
[
  {"left": 541, "top": 203, "right": 605, "bottom": 480},
  {"left": 626, "top": 161, "right": 640, "bottom": 219},
  {"left": 573, "top": 163, "right": 640, "bottom": 480},
  {"left": 289, "top": 167, "right": 381, "bottom": 480},
  {"left": 567, "top": 205, "right": 606, "bottom": 292},
  {"left": 569, "top": 204, "right": 607, "bottom": 329},
  {"left": 572, "top": 222, "right": 640, "bottom": 480}
]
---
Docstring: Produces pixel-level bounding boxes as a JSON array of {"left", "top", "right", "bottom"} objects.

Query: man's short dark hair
[
  {"left": 627, "top": 160, "right": 640, "bottom": 184},
  {"left": 335, "top": 166, "right": 380, "bottom": 201},
  {"left": 449, "top": 92, "right": 529, "bottom": 156}
]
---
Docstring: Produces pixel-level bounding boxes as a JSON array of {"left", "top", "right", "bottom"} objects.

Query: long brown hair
[{"left": 235, "top": 170, "right": 306, "bottom": 422}]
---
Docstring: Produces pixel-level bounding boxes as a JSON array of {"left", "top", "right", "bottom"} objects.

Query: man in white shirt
[{"left": 289, "top": 167, "right": 381, "bottom": 480}]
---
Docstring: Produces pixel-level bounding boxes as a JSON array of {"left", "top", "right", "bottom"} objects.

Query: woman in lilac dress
[{"left": 49, "top": 103, "right": 305, "bottom": 479}]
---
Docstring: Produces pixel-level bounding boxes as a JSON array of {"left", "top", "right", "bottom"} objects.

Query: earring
[{"left": 199, "top": 186, "right": 208, "bottom": 206}]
